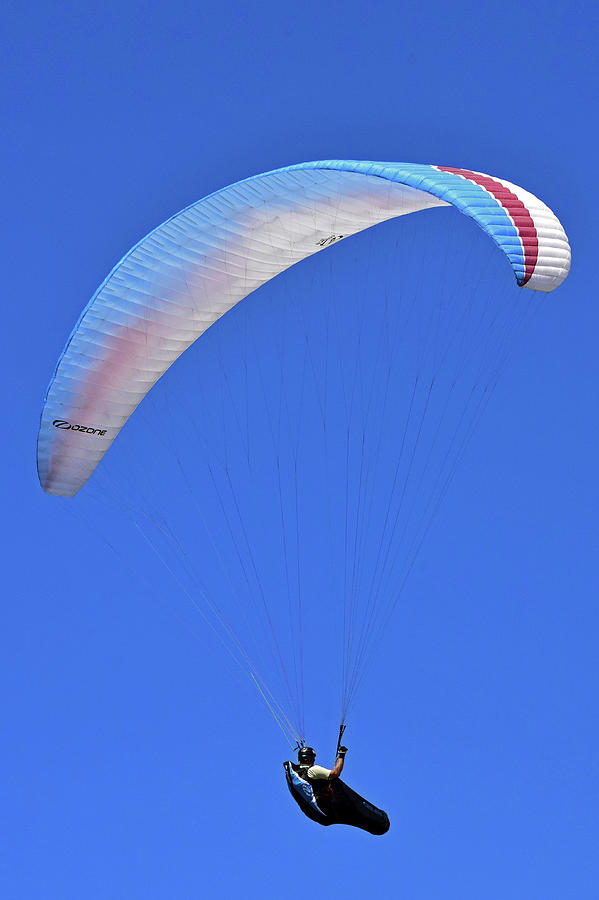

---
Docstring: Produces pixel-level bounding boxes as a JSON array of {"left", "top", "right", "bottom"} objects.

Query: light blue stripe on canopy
[{"left": 37, "top": 159, "right": 570, "bottom": 497}]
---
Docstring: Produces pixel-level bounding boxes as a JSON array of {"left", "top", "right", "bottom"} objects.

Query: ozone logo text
[{"left": 53, "top": 419, "right": 107, "bottom": 436}]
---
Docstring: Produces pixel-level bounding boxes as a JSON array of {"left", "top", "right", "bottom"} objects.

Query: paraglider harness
[{"left": 283, "top": 724, "right": 389, "bottom": 834}]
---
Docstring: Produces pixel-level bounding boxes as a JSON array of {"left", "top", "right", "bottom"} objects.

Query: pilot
[{"left": 294, "top": 745, "right": 348, "bottom": 812}]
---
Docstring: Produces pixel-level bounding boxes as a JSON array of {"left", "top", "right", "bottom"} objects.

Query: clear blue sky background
[{"left": 3, "top": 2, "right": 598, "bottom": 898}]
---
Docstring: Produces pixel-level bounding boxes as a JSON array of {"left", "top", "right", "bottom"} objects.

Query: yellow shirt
[{"left": 306, "top": 764, "right": 331, "bottom": 780}]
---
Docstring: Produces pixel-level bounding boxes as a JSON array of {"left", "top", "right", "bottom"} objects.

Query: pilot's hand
[{"left": 337, "top": 745, "right": 348, "bottom": 757}]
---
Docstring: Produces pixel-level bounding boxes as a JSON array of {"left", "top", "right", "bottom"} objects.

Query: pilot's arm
[{"left": 328, "top": 746, "right": 348, "bottom": 780}]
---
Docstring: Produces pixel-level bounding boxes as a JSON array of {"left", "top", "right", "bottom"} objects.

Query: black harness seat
[{"left": 284, "top": 761, "right": 390, "bottom": 835}]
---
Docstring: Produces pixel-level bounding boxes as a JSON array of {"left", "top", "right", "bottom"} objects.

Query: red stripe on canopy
[{"left": 437, "top": 166, "right": 538, "bottom": 285}]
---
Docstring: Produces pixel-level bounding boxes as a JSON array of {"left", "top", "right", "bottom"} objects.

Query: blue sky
[{"left": 3, "top": 1, "right": 598, "bottom": 898}]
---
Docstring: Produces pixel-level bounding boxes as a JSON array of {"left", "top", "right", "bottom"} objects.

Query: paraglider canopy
[{"left": 36, "top": 160, "right": 570, "bottom": 499}]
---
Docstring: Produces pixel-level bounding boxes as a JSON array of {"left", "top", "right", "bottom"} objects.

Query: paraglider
[
  {"left": 285, "top": 737, "right": 390, "bottom": 835},
  {"left": 37, "top": 160, "right": 570, "bottom": 831}
]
